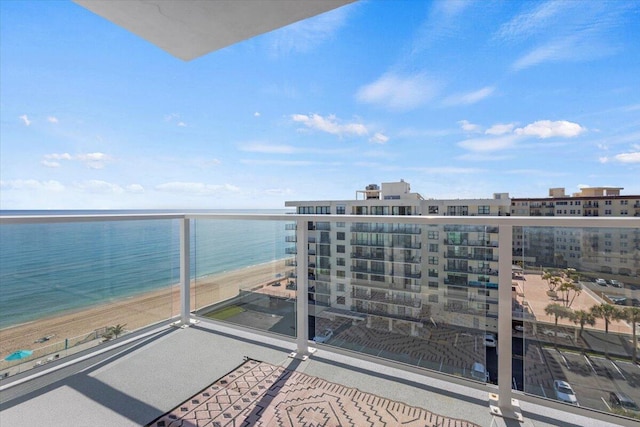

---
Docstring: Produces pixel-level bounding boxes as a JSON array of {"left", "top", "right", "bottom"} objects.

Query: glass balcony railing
[{"left": 1, "top": 213, "right": 639, "bottom": 423}]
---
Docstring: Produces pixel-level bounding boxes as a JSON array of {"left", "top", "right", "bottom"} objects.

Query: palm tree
[
  {"left": 591, "top": 304, "right": 621, "bottom": 357},
  {"left": 620, "top": 307, "right": 640, "bottom": 363},
  {"left": 544, "top": 303, "right": 572, "bottom": 339},
  {"left": 108, "top": 324, "right": 127, "bottom": 339},
  {"left": 558, "top": 280, "right": 581, "bottom": 308},
  {"left": 569, "top": 309, "right": 596, "bottom": 339}
]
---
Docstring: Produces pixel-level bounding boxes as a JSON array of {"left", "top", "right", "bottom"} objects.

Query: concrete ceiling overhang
[{"left": 74, "top": 0, "right": 356, "bottom": 61}]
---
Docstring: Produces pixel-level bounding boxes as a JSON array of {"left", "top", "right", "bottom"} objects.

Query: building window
[
  {"left": 428, "top": 294, "right": 438, "bottom": 303},
  {"left": 336, "top": 204, "right": 346, "bottom": 214},
  {"left": 428, "top": 256, "right": 438, "bottom": 265},
  {"left": 428, "top": 269, "right": 438, "bottom": 278},
  {"left": 336, "top": 296, "right": 346, "bottom": 305},
  {"left": 337, "top": 232, "right": 345, "bottom": 240},
  {"left": 354, "top": 206, "right": 368, "bottom": 215},
  {"left": 299, "top": 206, "right": 314, "bottom": 214},
  {"left": 316, "top": 206, "right": 330, "bottom": 214},
  {"left": 336, "top": 245, "right": 345, "bottom": 253},
  {"left": 428, "top": 205, "right": 439, "bottom": 214},
  {"left": 605, "top": 209, "right": 612, "bottom": 215},
  {"left": 605, "top": 200, "right": 612, "bottom": 205},
  {"left": 429, "top": 243, "right": 439, "bottom": 252},
  {"left": 336, "top": 257, "right": 345, "bottom": 266},
  {"left": 336, "top": 270, "right": 345, "bottom": 278},
  {"left": 336, "top": 222, "right": 345, "bottom": 228},
  {"left": 478, "top": 205, "right": 490, "bottom": 215},
  {"left": 428, "top": 281, "right": 438, "bottom": 289},
  {"left": 336, "top": 283, "right": 345, "bottom": 292},
  {"left": 428, "top": 231, "right": 439, "bottom": 239}
]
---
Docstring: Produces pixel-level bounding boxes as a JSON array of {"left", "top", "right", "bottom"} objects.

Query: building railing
[{"left": 1, "top": 212, "right": 639, "bottom": 425}]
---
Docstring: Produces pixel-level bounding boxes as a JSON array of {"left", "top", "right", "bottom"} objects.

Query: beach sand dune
[{"left": 0, "top": 259, "right": 289, "bottom": 368}]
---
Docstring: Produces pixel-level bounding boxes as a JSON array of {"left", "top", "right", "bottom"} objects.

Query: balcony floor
[{"left": 0, "top": 322, "right": 624, "bottom": 427}]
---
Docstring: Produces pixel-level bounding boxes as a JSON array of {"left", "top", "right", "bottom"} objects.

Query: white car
[
  {"left": 553, "top": 380, "right": 578, "bottom": 405},
  {"left": 471, "top": 362, "right": 489, "bottom": 382},
  {"left": 595, "top": 278, "right": 607, "bottom": 286},
  {"left": 483, "top": 333, "right": 497, "bottom": 347},
  {"left": 312, "top": 328, "right": 333, "bottom": 343}
]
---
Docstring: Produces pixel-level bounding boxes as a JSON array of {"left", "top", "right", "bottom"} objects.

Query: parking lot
[{"left": 534, "top": 346, "right": 640, "bottom": 414}]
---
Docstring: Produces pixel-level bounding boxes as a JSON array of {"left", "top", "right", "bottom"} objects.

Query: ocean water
[{"left": 0, "top": 210, "right": 292, "bottom": 329}]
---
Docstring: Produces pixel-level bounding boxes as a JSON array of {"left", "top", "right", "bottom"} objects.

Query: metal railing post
[
  {"left": 179, "top": 217, "right": 191, "bottom": 326},
  {"left": 492, "top": 224, "right": 521, "bottom": 420},
  {"left": 292, "top": 218, "right": 314, "bottom": 359}
]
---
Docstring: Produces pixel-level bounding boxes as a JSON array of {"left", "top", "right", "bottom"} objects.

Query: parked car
[
  {"left": 554, "top": 380, "right": 578, "bottom": 405},
  {"left": 609, "top": 280, "right": 623, "bottom": 288},
  {"left": 470, "top": 362, "right": 489, "bottom": 382},
  {"left": 610, "top": 391, "right": 639, "bottom": 413},
  {"left": 595, "top": 278, "right": 607, "bottom": 286},
  {"left": 483, "top": 333, "right": 497, "bottom": 347},
  {"left": 312, "top": 328, "right": 333, "bottom": 343}
]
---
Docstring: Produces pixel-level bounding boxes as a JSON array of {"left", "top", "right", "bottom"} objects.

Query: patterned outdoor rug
[{"left": 146, "top": 358, "right": 480, "bottom": 427}]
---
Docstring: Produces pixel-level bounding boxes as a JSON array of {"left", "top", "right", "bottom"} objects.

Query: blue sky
[{"left": 1, "top": 1, "right": 639, "bottom": 209}]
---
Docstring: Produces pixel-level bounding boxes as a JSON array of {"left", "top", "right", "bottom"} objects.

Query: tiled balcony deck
[{"left": 0, "top": 321, "right": 625, "bottom": 427}]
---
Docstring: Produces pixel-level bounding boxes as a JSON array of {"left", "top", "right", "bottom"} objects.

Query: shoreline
[
  {"left": 0, "top": 258, "right": 290, "bottom": 364},
  {"left": 0, "top": 257, "right": 289, "bottom": 332}
]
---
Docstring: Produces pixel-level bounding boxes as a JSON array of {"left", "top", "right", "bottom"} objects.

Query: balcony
[
  {"left": 0, "top": 213, "right": 638, "bottom": 427},
  {"left": 350, "top": 223, "right": 422, "bottom": 234}
]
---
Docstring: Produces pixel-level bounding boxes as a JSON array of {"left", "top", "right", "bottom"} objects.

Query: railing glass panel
[
  {"left": 310, "top": 221, "right": 491, "bottom": 383},
  {"left": 192, "top": 219, "right": 297, "bottom": 338},
  {"left": 518, "top": 226, "right": 640, "bottom": 421},
  {"left": 0, "top": 217, "right": 179, "bottom": 377}
]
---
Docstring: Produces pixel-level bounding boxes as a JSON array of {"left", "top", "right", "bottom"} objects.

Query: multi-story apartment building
[
  {"left": 286, "top": 181, "right": 640, "bottom": 334},
  {"left": 286, "top": 180, "right": 511, "bottom": 333},
  {"left": 512, "top": 187, "right": 640, "bottom": 276}
]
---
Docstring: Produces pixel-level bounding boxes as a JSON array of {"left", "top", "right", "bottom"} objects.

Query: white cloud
[
  {"left": 254, "top": 112, "right": 261, "bottom": 117},
  {"left": 156, "top": 182, "right": 240, "bottom": 195},
  {"left": 19, "top": 114, "right": 31, "bottom": 126},
  {"left": 458, "top": 135, "right": 520, "bottom": 152},
  {"left": 241, "top": 159, "right": 314, "bottom": 166},
  {"left": 44, "top": 153, "right": 73, "bottom": 160},
  {"left": 356, "top": 73, "right": 439, "bottom": 111},
  {"left": 443, "top": 86, "right": 495, "bottom": 106},
  {"left": 369, "top": 133, "right": 389, "bottom": 144},
  {"left": 75, "top": 180, "right": 124, "bottom": 194},
  {"left": 44, "top": 152, "right": 112, "bottom": 169},
  {"left": 269, "top": 5, "right": 351, "bottom": 55},
  {"left": 126, "top": 184, "right": 145, "bottom": 193},
  {"left": 514, "top": 120, "right": 585, "bottom": 138},
  {"left": 0, "top": 179, "right": 64, "bottom": 191},
  {"left": 177, "top": 121, "right": 186, "bottom": 127},
  {"left": 495, "top": 1, "right": 568, "bottom": 41},
  {"left": 240, "top": 143, "right": 295, "bottom": 154},
  {"left": 600, "top": 151, "right": 640, "bottom": 164},
  {"left": 47, "top": 116, "right": 59, "bottom": 124},
  {"left": 458, "top": 120, "right": 482, "bottom": 133},
  {"left": 291, "top": 113, "right": 368, "bottom": 137},
  {"left": 264, "top": 188, "right": 292, "bottom": 196},
  {"left": 485, "top": 123, "right": 516, "bottom": 135},
  {"left": 41, "top": 160, "right": 61, "bottom": 168}
]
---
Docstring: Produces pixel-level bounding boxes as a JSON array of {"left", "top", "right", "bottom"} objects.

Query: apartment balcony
[
  {"left": 0, "top": 213, "right": 637, "bottom": 427},
  {"left": 350, "top": 239, "right": 421, "bottom": 249},
  {"left": 444, "top": 238, "right": 499, "bottom": 247},
  {"left": 444, "top": 266, "right": 499, "bottom": 276},
  {"left": 350, "top": 290, "right": 422, "bottom": 308},
  {"left": 444, "top": 251, "right": 499, "bottom": 261},
  {"left": 350, "top": 223, "right": 422, "bottom": 234}
]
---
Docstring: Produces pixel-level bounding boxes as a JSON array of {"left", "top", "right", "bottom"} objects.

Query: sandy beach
[{"left": 0, "top": 259, "right": 290, "bottom": 367}]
